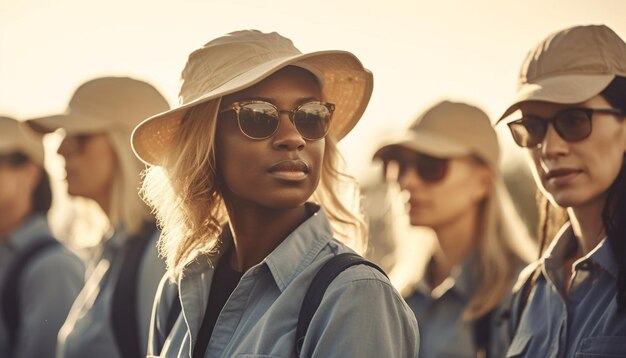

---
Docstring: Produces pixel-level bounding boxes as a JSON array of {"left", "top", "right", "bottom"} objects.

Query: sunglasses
[
  {"left": 383, "top": 152, "right": 449, "bottom": 182},
  {"left": 0, "top": 152, "right": 30, "bottom": 167},
  {"left": 219, "top": 100, "right": 334, "bottom": 140},
  {"left": 507, "top": 107, "right": 625, "bottom": 148}
]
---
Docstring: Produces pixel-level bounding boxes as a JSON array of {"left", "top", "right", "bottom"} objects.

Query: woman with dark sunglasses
[
  {"left": 0, "top": 116, "right": 84, "bottom": 358},
  {"left": 374, "top": 100, "right": 536, "bottom": 358},
  {"left": 498, "top": 25, "right": 626, "bottom": 357},
  {"left": 132, "top": 30, "right": 418, "bottom": 358}
]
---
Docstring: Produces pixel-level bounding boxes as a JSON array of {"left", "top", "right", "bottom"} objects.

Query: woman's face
[
  {"left": 215, "top": 66, "right": 325, "bottom": 210},
  {"left": 57, "top": 133, "right": 118, "bottom": 202},
  {"left": 519, "top": 96, "right": 626, "bottom": 209},
  {"left": 392, "top": 148, "right": 490, "bottom": 230}
]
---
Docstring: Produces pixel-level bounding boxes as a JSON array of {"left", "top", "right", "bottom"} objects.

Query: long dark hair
[{"left": 599, "top": 76, "right": 626, "bottom": 312}]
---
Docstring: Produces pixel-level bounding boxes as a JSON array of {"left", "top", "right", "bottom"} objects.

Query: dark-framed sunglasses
[
  {"left": 382, "top": 152, "right": 449, "bottom": 182},
  {"left": 219, "top": 100, "right": 335, "bottom": 140},
  {"left": 0, "top": 152, "right": 30, "bottom": 167},
  {"left": 507, "top": 107, "right": 625, "bottom": 148}
]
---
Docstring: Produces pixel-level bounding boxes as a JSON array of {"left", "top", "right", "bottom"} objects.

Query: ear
[{"left": 471, "top": 166, "right": 493, "bottom": 203}]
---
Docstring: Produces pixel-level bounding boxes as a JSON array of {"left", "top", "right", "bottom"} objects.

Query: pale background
[{"left": 2, "top": 0, "right": 625, "bottom": 179}]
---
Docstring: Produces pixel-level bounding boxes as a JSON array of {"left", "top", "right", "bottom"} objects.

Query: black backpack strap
[
  {"left": 473, "top": 309, "right": 494, "bottom": 358},
  {"left": 164, "top": 290, "right": 181, "bottom": 336},
  {"left": 111, "top": 222, "right": 157, "bottom": 358},
  {"left": 1, "top": 238, "right": 59, "bottom": 354},
  {"left": 295, "top": 252, "right": 387, "bottom": 358}
]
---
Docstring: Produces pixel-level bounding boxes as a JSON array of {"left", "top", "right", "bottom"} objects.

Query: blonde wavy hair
[
  {"left": 141, "top": 99, "right": 367, "bottom": 281},
  {"left": 105, "top": 130, "right": 153, "bottom": 235},
  {"left": 390, "top": 163, "right": 536, "bottom": 321}
]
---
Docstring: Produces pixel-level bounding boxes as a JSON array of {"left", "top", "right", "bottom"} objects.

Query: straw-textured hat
[
  {"left": 131, "top": 30, "right": 374, "bottom": 165},
  {"left": 0, "top": 116, "right": 45, "bottom": 166},
  {"left": 24, "top": 77, "right": 170, "bottom": 134},
  {"left": 374, "top": 101, "right": 499, "bottom": 170},
  {"left": 498, "top": 24, "right": 626, "bottom": 122}
]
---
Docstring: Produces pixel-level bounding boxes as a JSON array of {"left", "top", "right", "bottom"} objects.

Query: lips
[
  {"left": 545, "top": 168, "right": 582, "bottom": 180},
  {"left": 267, "top": 160, "right": 310, "bottom": 180}
]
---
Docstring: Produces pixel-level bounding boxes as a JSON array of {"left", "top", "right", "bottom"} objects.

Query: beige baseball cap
[
  {"left": 131, "top": 30, "right": 374, "bottom": 166},
  {"left": 498, "top": 24, "right": 626, "bottom": 122},
  {"left": 0, "top": 116, "right": 45, "bottom": 166},
  {"left": 374, "top": 100, "right": 499, "bottom": 169},
  {"left": 24, "top": 77, "right": 170, "bottom": 135}
]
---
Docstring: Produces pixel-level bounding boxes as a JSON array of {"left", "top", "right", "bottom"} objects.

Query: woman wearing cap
[
  {"left": 133, "top": 30, "right": 419, "bottom": 357},
  {"left": 0, "top": 116, "right": 84, "bottom": 358},
  {"left": 374, "top": 101, "right": 536, "bottom": 358},
  {"left": 24, "top": 77, "right": 170, "bottom": 358},
  {"left": 499, "top": 25, "right": 626, "bottom": 357}
]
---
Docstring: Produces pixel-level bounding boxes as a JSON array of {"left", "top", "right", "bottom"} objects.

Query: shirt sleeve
[
  {"left": 301, "top": 266, "right": 420, "bottom": 358},
  {"left": 14, "top": 248, "right": 85, "bottom": 358}
]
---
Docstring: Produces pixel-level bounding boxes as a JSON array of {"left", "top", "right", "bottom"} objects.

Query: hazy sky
[{"left": 2, "top": 0, "right": 625, "bottom": 180}]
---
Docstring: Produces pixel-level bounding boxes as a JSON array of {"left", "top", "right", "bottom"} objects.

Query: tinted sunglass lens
[
  {"left": 293, "top": 103, "right": 331, "bottom": 140},
  {"left": 238, "top": 103, "right": 279, "bottom": 139},
  {"left": 416, "top": 155, "right": 448, "bottom": 182},
  {"left": 554, "top": 110, "right": 592, "bottom": 142},
  {"left": 0, "top": 152, "right": 29, "bottom": 166},
  {"left": 509, "top": 118, "right": 545, "bottom": 148}
]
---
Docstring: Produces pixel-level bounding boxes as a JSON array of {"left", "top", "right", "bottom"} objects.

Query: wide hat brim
[
  {"left": 373, "top": 131, "right": 471, "bottom": 161},
  {"left": 24, "top": 113, "right": 122, "bottom": 135},
  {"left": 496, "top": 74, "right": 615, "bottom": 124},
  {"left": 132, "top": 50, "right": 373, "bottom": 165}
]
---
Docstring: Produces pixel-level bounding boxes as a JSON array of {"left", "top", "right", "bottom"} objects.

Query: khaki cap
[
  {"left": 498, "top": 24, "right": 626, "bottom": 122},
  {"left": 131, "top": 30, "right": 374, "bottom": 166},
  {"left": 24, "top": 77, "right": 170, "bottom": 135},
  {"left": 0, "top": 116, "right": 45, "bottom": 166},
  {"left": 374, "top": 101, "right": 499, "bottom": 169}
]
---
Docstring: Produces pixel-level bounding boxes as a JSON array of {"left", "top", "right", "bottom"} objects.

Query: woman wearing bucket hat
[
  {"left": 0, "top": 116, "right": 84, "bottom": 358},
  {"left": 23, "top": 77, "right": 169, "bottom": 358},
  {"left": 373, "top": 100, "right": 536, "bottom": 358},
  {"left": 498, "top": 24, "right": 626, "bottom": 357},
  {"left": 133, "top": 30, "right": 419, "bottom": 357}
]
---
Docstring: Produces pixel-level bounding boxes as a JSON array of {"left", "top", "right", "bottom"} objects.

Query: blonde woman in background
[
  {"left": 0, "top": 116, "right": 84, "bottom": 358},
  {"left": 374, "top": 100, "right": 536, "bottom": 358},
  {"left": 24, "top": 77, "right": 169, "bottom": 358},
  {"left": 132, "top": 29, "right": 419, "bottom": 357}
]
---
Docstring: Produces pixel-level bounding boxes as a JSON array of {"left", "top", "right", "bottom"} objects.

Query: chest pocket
[
  {"left": 506, "top": 332, "right": 531, "bottom": 357},
  {"left": 575, "top": 336, "right": 626, "bottom": 358}
]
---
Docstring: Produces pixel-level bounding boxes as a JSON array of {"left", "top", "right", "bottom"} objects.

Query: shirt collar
[
  {"left": 263, "top": 203, "right": 334, "bottom": 292},
  {"left": 543, "top": 223, "right": 618, "bottom": 279}
]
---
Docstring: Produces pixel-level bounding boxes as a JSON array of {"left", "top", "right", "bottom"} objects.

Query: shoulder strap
[
  {"left": 473, "top": 309, "right": 494, "bottom": 358},
  {"left": 165, "top": 291, "right": 182, "bottom": 337},
  {"left": 295, "top": 252, "right": 387, "bottom": 358},
  {"left": 111, "top": 222, "right": 157, "bottom": 358},
  {"left": 1, "top": 238, "right": 59, "bottom": 352}
]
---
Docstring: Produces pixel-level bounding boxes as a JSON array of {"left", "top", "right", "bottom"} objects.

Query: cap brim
[
  {"left": 373, "top": 131, "right": 470, "bottom": 160},
  {"left": 496, "top": 74, "right": 615, "bottom": 124},
  {"left": 25, "top": 113, "right": 115, "bottom": 135},
  {"left": 132, "top": 50, "right": 373, "bottom": 165}
]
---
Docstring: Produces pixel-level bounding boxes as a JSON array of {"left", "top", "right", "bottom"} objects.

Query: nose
[
  {"left": 272, "top": 115, "right": 305, "bottom": 151},
  {"left": 397, "top": 165, "right": 422, "bottom": 192},
  {"left": 540, "top": 123, "right": 569, "bottom": 159},
  {"left": 57, "top": 137, "right": 72, "bottom": 157}
]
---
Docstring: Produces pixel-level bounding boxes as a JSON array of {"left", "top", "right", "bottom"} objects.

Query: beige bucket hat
[
  {"left": 374, "top": 101, "right": 499, "bottom": 170},
  {"left": 24, "top": 77, "right": 170, "bottom": 135},
  {"left": 498, "top": 24, "right": 626, "bottom": 122},
  {"left": 0, "top": 116, "right": 45, "bottom": 166},
  {"left": 131, "top": 30, "right": 374, "bottom": 165}
]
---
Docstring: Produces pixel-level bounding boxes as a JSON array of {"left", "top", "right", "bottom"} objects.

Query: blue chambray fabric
[
  {"left": 507, "top": 224, "right": 626, "bottom": 357},
  {"left": 0, "top": 214, "right": 84, "bottom": 358},
  {"left": 148, "top": 205, "right": 419, "bottom": 358}
]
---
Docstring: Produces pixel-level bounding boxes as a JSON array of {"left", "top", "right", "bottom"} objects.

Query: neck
[
  {"left": 430, "top": 205, "right": 480, "bottom": 288},
  {"left": 567, "top": 193, "right": 607, "bottom": 256},
  {"left": 225, "top": 202, "right": 309, "bottom": 272},
  {"left": 0, "top": 200, "right": 33, "bottom": 238}
]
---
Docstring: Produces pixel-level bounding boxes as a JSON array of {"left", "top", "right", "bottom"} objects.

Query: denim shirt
[
  {"left": 57, "top": 225, "right": 165, "bottom": 358},
  {"left": 148, "top": 205, "right": 419, "bottom": 358},
  {"left": 0, "top": 214, "right": 85, "bottom": 358},
  {"left": 507, "top": 224, "right": 626, "bottom": 357},
  {"left": 405, "top": 253, "right": 512, "bottom": 358}
]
